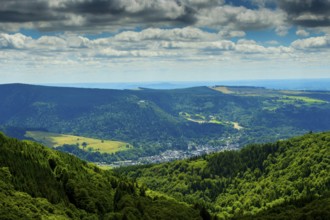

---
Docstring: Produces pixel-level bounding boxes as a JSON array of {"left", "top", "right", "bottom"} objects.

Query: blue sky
[{"left": 0, "top": 0, "right": 330, "bottom": 83}]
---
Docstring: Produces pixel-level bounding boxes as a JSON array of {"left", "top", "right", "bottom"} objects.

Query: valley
[
  {"left": 109, "top": 140, "right": 239, "bottom": 167},
  {"left": 0, "top": 84, "right": 329, "bottom": 219},
  {"left": 1, "top": 84, "right": 330, "bottom": 165}
]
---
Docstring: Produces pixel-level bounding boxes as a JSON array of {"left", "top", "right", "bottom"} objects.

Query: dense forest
[
  {"left": 1, "top": 130, "right": 329, "bottom": 219},
  {"left": 1, "top": 83, "right": 330, "bottom": 162},
  {"left": 0, "top": 133, "right": 203, "bottom": 220},
  {"left": 118, "top": 132, "right": 330, "bottom": 219}
]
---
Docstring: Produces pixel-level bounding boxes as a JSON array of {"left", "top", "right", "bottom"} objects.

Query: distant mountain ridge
[
  {"left": 40, "top": 78, "right": 330, "bottom": 90},
  {"left": 1, "top": 83, "right": 330, "bottom": 162}
]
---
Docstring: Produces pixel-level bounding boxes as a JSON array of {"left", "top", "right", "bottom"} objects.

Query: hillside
[
  {"left": 1, "top": 130, "right": 329, "bottom": 219},
  {"left": 0, "top": 133, "right": 202, "bottom": 220},
  {"left": 1, "top": 83, "right": 330, "bottom": 162},
  {"left": 25, "top": 131, "right": 132, "bottom": 154},
  {"left": 118, "top": 132, "right": 330, "bottom": 219}
]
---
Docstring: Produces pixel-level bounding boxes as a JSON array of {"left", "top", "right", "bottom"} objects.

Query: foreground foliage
[
  {"left": 1, "top": 131, "right": 329, "bottom": 219},
  {"left": 118, "top": 132, "right": 330, "bottom": 219},
  {"left": 0, "top": 133, "right": 202, "bottom": 220}
]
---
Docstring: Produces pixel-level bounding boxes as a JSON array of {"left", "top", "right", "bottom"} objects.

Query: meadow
[{"left": 25, "top": 131, "right": 132, "bottom": 154}]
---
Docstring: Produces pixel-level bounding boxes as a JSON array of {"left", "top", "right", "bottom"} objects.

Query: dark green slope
[
  {"left": 0, "top": 84, "right": 229, "bottom": 142},
  {"left": 235, "top": 196, "right": 330, "bottom": 220},
  {"left": 2, "top": 83, "right": 330, "bottom": 162},
  {"left": 118, "top": 132, "right": 330, "bottom": 219},
  {"left": 0, "top": 133, "right": 202, "bottom": 220}
]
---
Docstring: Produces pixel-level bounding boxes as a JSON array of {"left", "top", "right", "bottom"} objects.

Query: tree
[{"left": 82, "top": 142, "right": 88, "bottom": 149}]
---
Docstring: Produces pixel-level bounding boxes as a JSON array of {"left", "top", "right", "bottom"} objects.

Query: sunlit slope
[{"left": 25, "top": 131, "right": 132, "bottom": 153}]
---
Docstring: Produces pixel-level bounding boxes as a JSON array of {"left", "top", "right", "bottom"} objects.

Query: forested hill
[
  {"left": 0, "top": 83, "right": 230, "bottom": 143},
  {"left": 0, "top": 129, "right": 329, "bottom": 219},
  {"left": 118, "top": 132, "right": 330, "bottom": 219},
  {"left": 2, "top": 83, "right": 330, "bottom": 162},
  {"left": 0, "top": 133, "right": 202, "bottom": 220}
]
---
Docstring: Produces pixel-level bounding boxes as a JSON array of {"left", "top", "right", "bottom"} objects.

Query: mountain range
[{"left": 1, "top": 83, "right": 330, "bottom": 163}]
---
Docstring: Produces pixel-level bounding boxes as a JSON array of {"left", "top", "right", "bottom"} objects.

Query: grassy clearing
[
  {"left": 209, "top": 119, "right": 223, "bottom": 124},
  {"left": 180, "top": 112, "right": 241, "bottom": 129},
  {"left": 180, "top": 112, "right": 219, "bottom": 124},
  {"left": 195, "top": 113, "right": 206, "bottom": 120},
  {"left": 211, "top": 86, "right": 235, "bottom": 94},
  {"left": 287, "top": 96, "right": 327, "bottom": 104},
  {"left": 233, "top": 122, "right": 243, "bottom": 130},
  {"left": 279, "top": 90, "right": 308, "bottom": 95},
  {"left": 278, "top": 96, "right": 327, "bottom": 104},
  {"left": 186, "top": 118, "right": 207, "bottom": 124},
  {"left": 25, "top": 131, "right": 132, "bottom": 154}
]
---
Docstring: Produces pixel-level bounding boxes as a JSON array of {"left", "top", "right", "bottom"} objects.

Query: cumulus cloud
[
  {"left": 278, "top": 0, "right": 330, "bottom": 27},
  {"left": 0, "top": 0, "right": 288, "bottom": 35},
  {"left": 113, "top": 27, "right": 217, "bottom": 42},
  {"left": 0, "top": 33, "right": 32, "bottom": 49},
  {"left": 0, "top": 0, "right": 329, "bottom": 37},
  {"left": 218, "top": 30, "right": 246, "bottom": 38},
  {"left": 296, "top": 29, "right": 310, "bottom": 37},
  {"left": 291, "top": 35, "right": 330, "bottom": 49},
  {"left": 0, "top": 0, "right": 200, "bottom": 31},
  {"left": 2, "top": 27, "right": 329, "bottom": 67},
  {"left": 0, "top": 29, "right": 300, "bottom": 64},
  {"left": 2, "top": 27, "right": 330, "bottom": 84},
  {"left": 196, "top": 6, "right": 287, "bottom": 35}
]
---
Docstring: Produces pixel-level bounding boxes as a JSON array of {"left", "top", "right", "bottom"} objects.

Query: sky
[{"left": 0, "top": 0, "right": 330, "bottom": 83}]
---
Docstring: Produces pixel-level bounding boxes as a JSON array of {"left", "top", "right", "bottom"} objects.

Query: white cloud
[
  {"left": 0, "top": 0, "right": 291, "bottom": 35},
  {"left": 35, "top": 36, "right": 67, "bottom": 50},
  {"left": 114, "top": 27, "right": 217, "bottom": 42},
  {"left": 197, "top": 6, "right": 286, "bottom": 34},
  {"left": 296, "top": 29, "right": 310, "bottom": 37},
  {"left": 291, "top": 36, "right": 330, "bottom": 49},
  {"left": 122, "top": 0, "right": 186, "bottom": 19},
  {"left": 0, "top": 29, "right": 329, "bottom": 83},
  {"left": 218, "top": 30, "right": 246, "bottom": 38},
  {"left": 236, "top": 42, "right": 267, "bottom": 54},
  {"left": 0, "top": 33, "right": 32, "bottom": 49},
  {"left": 1, "top": 1, "right": 330, "bottom": 83},
  {"left": 97, "top": 48, "right": 129, "bottom": 57},
  {"left": 65, "top": 34, "right": 91, "bottom": 48},
  {"left": 183, "top": 0, "right": 224, "bottom": 6},
  {"left": 294, "top": 13, "right": 327, "bottom": 22}
]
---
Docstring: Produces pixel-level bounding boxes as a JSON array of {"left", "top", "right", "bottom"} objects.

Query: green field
[
  {"left": 211, "top": 86, "right": 235, "bottom": 94},
  {"left": 212, "top": 86, "right": 329, "bottom": 104},
  {"left": 280, "top": 95, "right": 328, "bottom": 104},
  {"left": 25, "top": 131, "right": 132, "bottom": 153},
  {"left": 179, "top": 112, "right": 243, "bottom": 129}
]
